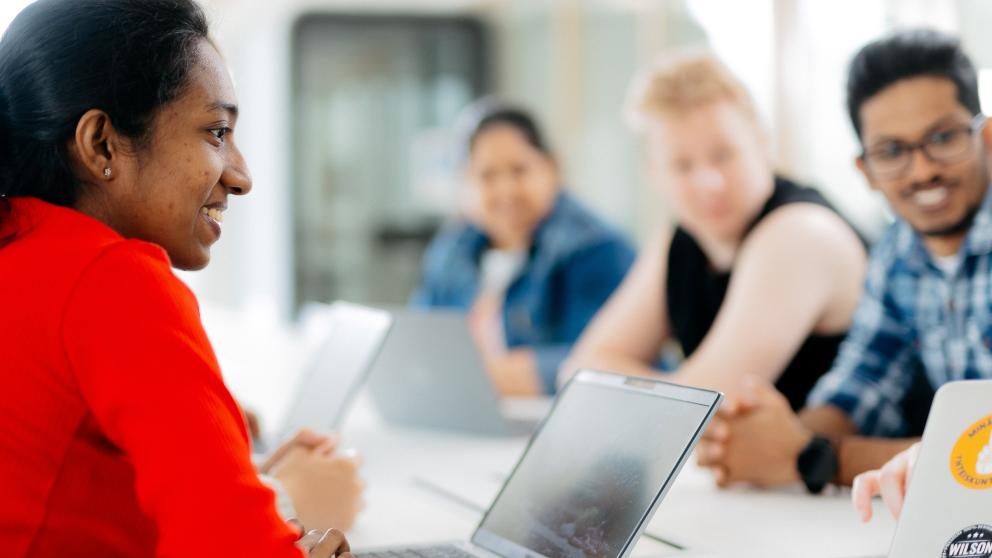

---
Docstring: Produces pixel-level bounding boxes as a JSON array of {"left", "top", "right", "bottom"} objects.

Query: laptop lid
[
  {"left": 366, "top": 310, "right": 510, "bottom": 436},
  {"left": 276, "top": 302, "right": 392, "bottom": 442},
  {"left": 469, "top": 370, "right": 722, "bottom": 558},
  {"left": 888, "top": 379, "right": 992, "bottom": 558}
]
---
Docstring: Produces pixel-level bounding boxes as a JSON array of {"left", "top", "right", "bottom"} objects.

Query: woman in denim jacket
[{"left": 411, "top": 105, "right": 635, "bottom": 396}]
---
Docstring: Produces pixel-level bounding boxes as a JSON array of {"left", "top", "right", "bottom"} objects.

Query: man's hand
[
  {"left": 697, "top": 377, "right": 813, "bottom": 487},
  {"left": 852, "top": 442, "right": 921, "bottom": 522}
]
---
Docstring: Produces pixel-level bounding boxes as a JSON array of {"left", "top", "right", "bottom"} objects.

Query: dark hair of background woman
[
  {"left": 0, "top": 0, "right": 209, "bottom": 239},
  {"left": 468, "top": 106, "right": 553, "bottom": 158}
]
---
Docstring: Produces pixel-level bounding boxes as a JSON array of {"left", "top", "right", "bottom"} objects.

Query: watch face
[{"left": 798, "top": 437, "right": 838, "bottom": 493}]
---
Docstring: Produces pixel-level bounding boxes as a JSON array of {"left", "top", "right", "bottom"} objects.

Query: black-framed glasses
[{"left": 861, "top": 113, "right": 987, "bottom": 179}]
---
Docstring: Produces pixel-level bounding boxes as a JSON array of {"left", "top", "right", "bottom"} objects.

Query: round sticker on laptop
[
  {"left": 942, "top": 525, "right": 992, "bottom": 558},
  {"left": 950, "top": 414, "right": 992, "bottom": 490}
]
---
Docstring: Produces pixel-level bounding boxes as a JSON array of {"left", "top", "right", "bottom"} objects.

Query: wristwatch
[{"left": 797, "top": 436, "right": 839, "bottom": 494}]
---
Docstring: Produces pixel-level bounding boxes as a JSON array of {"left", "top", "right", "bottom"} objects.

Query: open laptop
[
  {"left": 366, "top": 309, "right": 533, "bottom": 436},
  {"left": 262, "top": 302, "right": 392, "bottom": 450},
  {"left": 886, "top": 379, "right": 992, "bottom": 558},
  {"left": 359, "top": 369, "right": 722, "bottom": 558}
]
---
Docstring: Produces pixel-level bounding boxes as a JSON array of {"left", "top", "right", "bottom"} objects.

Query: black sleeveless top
[{"left": 666, "top": 177, "right": 862, "bottom": 411}]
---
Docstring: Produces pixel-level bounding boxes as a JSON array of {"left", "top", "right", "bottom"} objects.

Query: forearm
[
  {"left": 562, "top": 348, "right": 661, "bottom": 383},
  {"left": 799, "top": 405, "right": 917, "bottom": 486},
  {"left": 486, "top": 348, "right": 543, "bottom": 397},
  {"left": 800, "top": 405, "right": 859, "bottom": 439},
  {"left": 835, "top": 436, "right": 919, "bottom": 486}
]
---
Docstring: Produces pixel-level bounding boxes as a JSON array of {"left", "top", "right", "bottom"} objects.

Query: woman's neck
[
  {"left": 489, "top": 239, "right": 530, "bottom": 252},
  {"left": 487, "top": 230, "right": 532, "bottom": 252}
]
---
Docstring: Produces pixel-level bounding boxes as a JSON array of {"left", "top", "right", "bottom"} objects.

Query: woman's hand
[
  {"left": 468, "top": 295, "right": 542, "bottom": 397},
  {"left": 259, "top": 428, "right": 338, "bottom": 474},
  {"left": 852, "top": 442, "right": 921, "bottom": 522},
  {"left": 268, "top": 440, "right": 365, "bottom": 532},
  {"left": 297, "top": 527, "right": 353, "bottom": 558}
]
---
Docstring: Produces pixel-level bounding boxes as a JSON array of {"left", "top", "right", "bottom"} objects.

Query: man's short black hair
[{"left": 847, "top": 28, "right": 981, "bottom": 141}]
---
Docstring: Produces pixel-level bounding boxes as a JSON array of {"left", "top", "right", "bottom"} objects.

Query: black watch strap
[{"left": 797, "top": 436, "right": 839, "bottom": 494}]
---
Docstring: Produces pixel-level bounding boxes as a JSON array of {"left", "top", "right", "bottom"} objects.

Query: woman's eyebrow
[{"left": 205, "top": 101, "right": 238, "bottom": 120}]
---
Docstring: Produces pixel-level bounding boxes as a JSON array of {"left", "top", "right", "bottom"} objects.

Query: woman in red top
[{"left": 0, "top": 1, "right": 353, "bottom": 556}]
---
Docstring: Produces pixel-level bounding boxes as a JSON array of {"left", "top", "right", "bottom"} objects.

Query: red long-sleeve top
[{"left": 0, "top": 197, "right": 304, "bottom": 557}]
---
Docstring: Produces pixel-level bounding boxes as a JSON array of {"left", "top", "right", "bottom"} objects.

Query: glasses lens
[
  {"left": 866, "top": 143, "right": 909, "bottom": 177},
  {"left": 925, "top": 127, "right": 972, "bottom": 162}
]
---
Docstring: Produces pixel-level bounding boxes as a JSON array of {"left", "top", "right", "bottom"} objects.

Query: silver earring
[{"left": 103, "top": 167, "right": 112, "bottom": 178}]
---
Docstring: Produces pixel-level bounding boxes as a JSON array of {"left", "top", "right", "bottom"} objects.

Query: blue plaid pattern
[{"left": 807, "top": 187, "right": 992, "bottom": 436}]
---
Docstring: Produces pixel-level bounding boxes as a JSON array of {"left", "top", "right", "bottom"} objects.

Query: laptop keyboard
[{"left": 360, "top": 545, "right": 476, "bottom": 558}]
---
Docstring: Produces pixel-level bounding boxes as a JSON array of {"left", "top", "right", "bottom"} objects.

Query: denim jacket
[{"left": 410, "top": 192, "right": 635, "bottom": 393}]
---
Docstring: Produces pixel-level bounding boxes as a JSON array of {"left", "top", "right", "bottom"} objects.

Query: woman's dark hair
[
  {"left": 847, "top": 28, "right": 980, "bottom": 140},
  {"left": 468, "top": 106, "right": 552, "bottom": 158},
  {"left": 0, "top": 0, "right": 209, "bottom": 214}
]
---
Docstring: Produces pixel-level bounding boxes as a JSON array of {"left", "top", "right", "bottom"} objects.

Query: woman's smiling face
[{"left": 75, "top": 39, "right": 252, "bottom": 270}]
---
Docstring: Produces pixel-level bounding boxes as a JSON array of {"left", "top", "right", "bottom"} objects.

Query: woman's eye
[{"left": 209, "top": 127, "right": 232, "bottom": 142}]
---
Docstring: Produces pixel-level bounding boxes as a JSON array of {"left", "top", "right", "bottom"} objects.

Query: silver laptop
[
  {"left": 366, "top": 309, "right": 531, "bottom": 436},
  {"left": 263, "top": 302, "right": 392, "bottom": 449},
  {"left": 359, "top": 370, "right": 722, "bottom": 558},
  {"left": 887, "top": 379, "right": 992, "bottom": 558}
]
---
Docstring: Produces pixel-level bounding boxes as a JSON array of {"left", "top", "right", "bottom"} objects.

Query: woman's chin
[{"left": 169, "top": 247, "right": 211, "bottom": 271}]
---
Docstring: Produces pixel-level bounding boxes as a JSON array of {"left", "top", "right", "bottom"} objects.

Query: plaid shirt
[{"left": 807, "top": 187, "right": 992, "bottom": 436}]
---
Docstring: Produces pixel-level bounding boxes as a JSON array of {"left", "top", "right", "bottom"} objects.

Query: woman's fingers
[
  {"left": 310, "top": 528, "right": 352, "bottom": 558},
  {"left": 297, "top": 529, "right": 326, "bottom": 552},
  {"left": 878, "top": 458, "right": 907, "bottom": 520},
  {"left": 851, "top": 470, "right": 881, "bottom": 523}
]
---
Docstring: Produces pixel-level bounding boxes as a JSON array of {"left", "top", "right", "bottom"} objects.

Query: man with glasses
[{"left": 696, "top": 29, "right": 992, "bottom": 494}]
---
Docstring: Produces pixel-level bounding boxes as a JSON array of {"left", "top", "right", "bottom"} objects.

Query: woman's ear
[
  {"left": 544, "top": 153, "right": 562, "bottom": 188},
  {"left": 458, "top": 167, "right": 483, "bottom": 223},
  {"left": 67, "top": 109, "right": 122, "bottom": 183}
]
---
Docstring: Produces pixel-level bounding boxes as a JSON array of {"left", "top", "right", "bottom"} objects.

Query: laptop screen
[{"left": 472, "top": 375, "right": 716, "bottom": 558}]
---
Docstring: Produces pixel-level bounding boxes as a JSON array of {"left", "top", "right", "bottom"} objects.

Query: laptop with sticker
[{"left": 887, "top": 379, "right": 992, "bottom": 558}]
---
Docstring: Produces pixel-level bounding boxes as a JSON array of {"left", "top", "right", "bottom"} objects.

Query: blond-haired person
[{"left": 562, "top": 53, "right": 866, "bottom": 411}]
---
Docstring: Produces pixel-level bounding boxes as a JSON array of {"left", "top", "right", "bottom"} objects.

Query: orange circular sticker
[{"left": 950, "top": 414, "right": 992, "bottom": 490}]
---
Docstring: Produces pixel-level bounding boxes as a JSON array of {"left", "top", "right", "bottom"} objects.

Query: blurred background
[{"left": 6, "top": 0, "right": 992, "bottom": 321}]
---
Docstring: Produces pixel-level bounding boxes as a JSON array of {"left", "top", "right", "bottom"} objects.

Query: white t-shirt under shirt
[
  {"left": 480, "top": 249, "right": 527, "bottom": 295},
  {"left": 474, "top": 249, "right": 527, "bottom": 351},
  {"left": 933, "top": 253, "right": 962, "bottom": 277}
]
